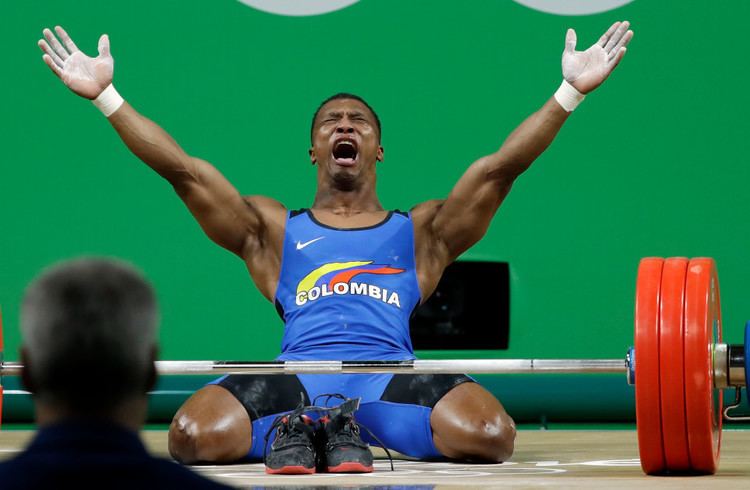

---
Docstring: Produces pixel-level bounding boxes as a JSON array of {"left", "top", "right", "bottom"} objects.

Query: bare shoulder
[
  {"left": 409, "top": 199, "right": 445, "bottom": 229},
  {"left": 410, "top": 199, "right": 451, "bottom": 297},
  {"left": 239, "top": 195, "right": 287, "bottom": 299},
  {"left": 239, "top": 195, "right": 287, "bottom": 257},
  {"left": 410, "top": 198, "right": 449, "bottom": 254},
  {"left": 243, "top": 195, "right": 287, "bottom": 225}
]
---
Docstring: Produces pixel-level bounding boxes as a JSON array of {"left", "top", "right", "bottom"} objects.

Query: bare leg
[
  {"left": 169, "top": 385, "right": 252, "bottom": 464},
  {"left": 430, "top": 382, "right": 516, "bottom": 462}
]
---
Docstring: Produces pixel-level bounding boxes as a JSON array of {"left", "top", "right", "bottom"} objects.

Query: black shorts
[{"left": 211, "top": 373, "right": 474, "bottom": 459}]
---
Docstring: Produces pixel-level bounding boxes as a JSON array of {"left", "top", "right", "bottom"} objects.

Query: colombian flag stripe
[
  {"left": 296, "top": 261, "right": 372, "bottom": 294},
  {"left": 328, "top": 267, "right": 405, "bottom": 287}
]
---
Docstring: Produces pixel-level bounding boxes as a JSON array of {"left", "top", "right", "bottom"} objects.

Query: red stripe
[{"left": 329, "top": 267, "right": 405, "bottom": 287}]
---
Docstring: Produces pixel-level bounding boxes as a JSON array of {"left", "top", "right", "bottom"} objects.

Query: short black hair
[{"left": 310, "top": 93, "right": 382, "bottom": 142}]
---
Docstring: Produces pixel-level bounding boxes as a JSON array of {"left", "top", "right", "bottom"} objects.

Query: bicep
[
  {"left": 431, "top": 154, "right": 514, "bottom": 260},
  {"left": 173, "top": 157, "right": 263, "bottom": 255}
]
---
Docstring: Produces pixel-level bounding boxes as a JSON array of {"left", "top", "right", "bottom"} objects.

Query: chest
[{"left": 284, "top": 220, "right": 413, "bottom": 275}]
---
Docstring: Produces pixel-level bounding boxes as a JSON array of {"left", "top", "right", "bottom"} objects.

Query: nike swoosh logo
[{"left": 296, "top": 236, "right": 325, "bottom": 250}]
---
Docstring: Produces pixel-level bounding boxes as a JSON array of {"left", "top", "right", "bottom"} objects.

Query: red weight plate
[
  {"left": 634, "top": 257, "right": 665, "bottom": 474},
  {"left": 684, "top": 258, "right": 723, "bottom": 474},
  {"left": 659, "top": 257, "right": 691, "bottom": 471}
]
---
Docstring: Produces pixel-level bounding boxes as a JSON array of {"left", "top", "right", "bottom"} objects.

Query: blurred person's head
[{"left": 20, "top": 258, "right": 159, "bottom": 428}]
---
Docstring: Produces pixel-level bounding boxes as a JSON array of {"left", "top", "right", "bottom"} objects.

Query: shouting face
[{"left": 309, "top": 98, "right": 383, "bottom": 191}]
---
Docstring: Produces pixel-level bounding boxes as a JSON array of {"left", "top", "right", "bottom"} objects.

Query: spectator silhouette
[{"left": 0, "top": 258, "right": 231, "bottom": 489}]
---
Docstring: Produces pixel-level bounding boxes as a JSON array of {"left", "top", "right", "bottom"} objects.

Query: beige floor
[{"left": 1, "top": 430, "right": 749, "bottom": 489}]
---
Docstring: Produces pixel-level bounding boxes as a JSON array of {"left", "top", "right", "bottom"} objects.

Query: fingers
[
  {"left": 54, "top": 26, "right": 80, "bottom": 54},
  {"left": 597, "top": 21, "right": 621, "bottom": 47},
  {"left": 607, "top": 47, "right": 628, "bottom": 73},
  {"left": 608, "top": 29, "right": 634, "bottom": 60},
  {"left": 41, "top": 53, "right": 63, "bottom": 79},
  {"left": 38, "top": 39, "right": 65, "bottom": 68},
  {"left": 604, "top": 21, "right": 630, "bottom": 54},
  {"left": 98, "top": 34, "right": 110, "bottom": 57},
  {"left": 565, "top": 28, "right": 577, "bottom": 53},
  {"left": 43, "top": 27, "right": 69, "bottom": 61}
]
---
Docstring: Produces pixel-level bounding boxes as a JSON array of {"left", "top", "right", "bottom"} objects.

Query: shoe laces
[
  {"left": 313, "top": 393, "right": 394, "bottom": 471},
  {"left": 263, "top": 393, "right": 315, "bottom": 464}
]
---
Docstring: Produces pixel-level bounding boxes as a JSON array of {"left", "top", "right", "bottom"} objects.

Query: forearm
[
  {"left": 487, "top": 97, "right": 570, "bottom": 181},
  {"left": 107, "top": 102, "right": 197, "bottom": 184}
]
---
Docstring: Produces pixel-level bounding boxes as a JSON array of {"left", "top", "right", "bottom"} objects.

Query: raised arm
[
  {"left": 420, "top": 21, "right": 633, "bottom": 263},
  {"left": 38, "top": 26, "right": 277, "bottom": 257}
]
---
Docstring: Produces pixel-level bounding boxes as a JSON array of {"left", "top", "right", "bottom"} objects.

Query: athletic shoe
[
  {"left": 264, "top": 401, "right": 318, "bottom": 474},
  {"left": 317, "top": 397, "right": 374, "bottom": 473}
]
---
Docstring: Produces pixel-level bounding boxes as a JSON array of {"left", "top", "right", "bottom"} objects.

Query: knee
[
  {"left": 467, "top": 414, "right": 517, "bottom": 462},
  {"left": 168, "top": 414, "right": 238, "bottom": 464},
  {"left": 168, "top": 414, "right": 200, "bottom": 464}
]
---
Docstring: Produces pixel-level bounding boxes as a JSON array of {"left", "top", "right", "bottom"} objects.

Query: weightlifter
[{"left": 38, "top": 22, "right": 633, "bottom": 473}]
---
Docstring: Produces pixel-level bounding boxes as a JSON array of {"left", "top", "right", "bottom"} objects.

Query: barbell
[{"left": 0, "top": 257, "right": 747, "bottom": 475}]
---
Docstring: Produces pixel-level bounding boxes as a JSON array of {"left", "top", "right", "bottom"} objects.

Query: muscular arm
[
  {"left": 419, "top": 22, "right": 634, "bottom": 265},
  {"left": 428, "top": 97, "right": 569, "bottom": 261},
  {"left": 107, "top": 104, "right": 263, "bottom": 255},
  {"left": 38, "top": 26, "right": 276, "bottom": 257}
]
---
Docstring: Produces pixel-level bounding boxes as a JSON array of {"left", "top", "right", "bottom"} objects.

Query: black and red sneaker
[
  {"left": 264, "top": 403, "right": 318, "bottom": 474},
  {"left": 318, "top": 397, "right": 374, "bottom": 473}
]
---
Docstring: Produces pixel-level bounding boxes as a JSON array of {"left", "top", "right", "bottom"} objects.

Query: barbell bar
[
  {"left": 0, "top": 358, "right": 629, "bottom": 376},
  {"left": 0, "top": 257, "right": 747, "bottom": 476},
  {"left": 0, "top": 350, "right": 744, "bottom": 381}
]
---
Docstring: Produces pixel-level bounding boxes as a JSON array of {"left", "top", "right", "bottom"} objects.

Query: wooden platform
[{"left": 1, "top": 430, "right": 749, "bottom": 488}]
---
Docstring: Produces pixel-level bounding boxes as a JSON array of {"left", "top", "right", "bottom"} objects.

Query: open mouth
[{"left": 332, "top": 140, "right": 358, "bottom": 166}]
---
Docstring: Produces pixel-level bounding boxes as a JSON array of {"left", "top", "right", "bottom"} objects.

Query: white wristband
[
  {"left": 92, "top": 84, "right": 124, "bottom": 117},
  {"left": 554, "top": 80, "right": 585, "bottom": 112}
]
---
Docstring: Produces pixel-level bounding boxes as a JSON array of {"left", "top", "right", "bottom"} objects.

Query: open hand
[
  {"left": 562, "top": 21, "right": 633, "bottom": 94},
  {"left": 38, "top": 26, "right": 113, "bottom": 100}
]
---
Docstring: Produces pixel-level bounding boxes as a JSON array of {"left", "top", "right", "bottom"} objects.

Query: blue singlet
[{"left": 274, "top": 209, "right": 422, "bottom": 402}]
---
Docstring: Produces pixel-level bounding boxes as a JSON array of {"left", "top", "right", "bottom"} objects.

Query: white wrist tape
[
  {"left": 92, "top": 84, "right": 124, "bottom": 117},
  {"left": 554, "top": 80, "right": 585, "bottom": 112}
]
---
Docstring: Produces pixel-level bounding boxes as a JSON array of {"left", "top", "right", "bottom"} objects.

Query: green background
[{"left": 2, "top": 0, "right": 749, "bottom": 421}]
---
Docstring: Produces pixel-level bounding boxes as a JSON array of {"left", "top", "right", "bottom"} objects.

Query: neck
[
  {"left": 34, "top": 396, "right": 148, "bottom": 432},
  {"left": 312, "top": 179, "right": 383, "bottom": 214},
  {"left": 313, "top": 160, "right": 385, "bottom": 214}
]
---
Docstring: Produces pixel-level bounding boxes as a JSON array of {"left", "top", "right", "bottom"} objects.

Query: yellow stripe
[{"left": 296, "top": 261, "right": 372, "bottom": 294}]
